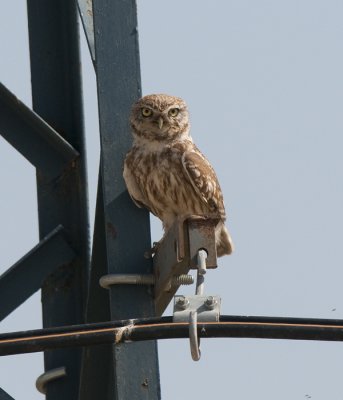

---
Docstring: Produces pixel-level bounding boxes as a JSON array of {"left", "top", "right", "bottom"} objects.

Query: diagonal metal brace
[
  {"left": 0, "top": 225, "right": 76, "bottom": 321},
  {"left": 0, "top": 83, "right": 79, "bottom": 178},
  {"left": 0, "top": 388, "right": 15, "bottom": 400},
  {"left": 153, "top": 215, "right": 219, "bottom": 315}
]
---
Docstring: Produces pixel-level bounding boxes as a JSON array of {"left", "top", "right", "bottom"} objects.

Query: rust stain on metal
[
  {"left": 87, "top": 0, "right": 93, "bottom": 16},
  {"left": 43, "top": 262, "right": 77, "bottom": 295},
  {"left": 106, "top": 222, "right": 117, "bottom": 239}
]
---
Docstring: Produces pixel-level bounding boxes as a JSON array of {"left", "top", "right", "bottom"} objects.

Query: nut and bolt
[
  {"left": 171, "top": 274, "right": 194, "bottom": 287},
  {"left": 176, "top": 296, "right": 190, "bottom": 310},
  {"left": 204, "top": 296, "right": 217, "bottom": 310}
]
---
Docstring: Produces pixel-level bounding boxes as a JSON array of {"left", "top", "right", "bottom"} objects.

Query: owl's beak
[{"left": 158, "top": 116, "right": 164, "bottom": 129}]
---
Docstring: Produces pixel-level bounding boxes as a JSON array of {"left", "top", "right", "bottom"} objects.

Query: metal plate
[{"left": 173, "top": 295, "right": 221, "bottom": 323}]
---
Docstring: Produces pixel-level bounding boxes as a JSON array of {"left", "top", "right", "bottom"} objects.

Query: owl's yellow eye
[
  {"left": 168, "top": 108, "right": 179, "bottom": 117},
  {"left": 141, "top": 108, "right": 152, "bottom": 117}
]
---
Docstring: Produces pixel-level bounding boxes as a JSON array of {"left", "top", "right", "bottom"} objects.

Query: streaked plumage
[{"left": 123, "top": 94, "right": 233, "bottom": 257}]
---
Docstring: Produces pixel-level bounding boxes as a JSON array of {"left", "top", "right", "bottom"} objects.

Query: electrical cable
[{"left": 1, "top": 315, "right": 343, "bottom": 356}]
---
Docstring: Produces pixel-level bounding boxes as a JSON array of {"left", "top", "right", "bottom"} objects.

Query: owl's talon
[
  {"left": 144, "top": 241, "right": 160, "bottom": 259},
  {"left": 144, "top": 250, "right": 153, "bottom": 259},
  {"left": 151, "top": 241, "right": 160, "bottom": 255}
]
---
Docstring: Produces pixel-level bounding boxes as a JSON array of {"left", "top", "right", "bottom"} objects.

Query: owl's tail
[{"left": 215, "top": 222, "right": 234, "bottom": 257}]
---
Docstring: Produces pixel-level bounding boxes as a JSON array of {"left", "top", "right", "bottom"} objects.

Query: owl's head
[{"left": 130, "top": 94, "right": 190, "bottom": 142}]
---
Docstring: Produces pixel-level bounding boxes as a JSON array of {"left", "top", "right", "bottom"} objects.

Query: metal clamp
[
  {"left": 36, "top": 367, "right": 67, "bottom": 394},
  {"left": 173, "top": 249, "right": 221, "bottom": 361},
  {"left": 173, "top": 294, "right": 221, "bottom": 361}
]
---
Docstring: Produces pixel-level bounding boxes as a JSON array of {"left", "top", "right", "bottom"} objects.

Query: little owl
[{"left": 123, "top": 94, "right": 234, "bottom": 257}]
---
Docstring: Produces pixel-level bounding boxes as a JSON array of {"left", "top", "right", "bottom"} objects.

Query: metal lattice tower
[
  {"left": 2, "top": 4, "right": 343, "bottom": 400},
  {"left": 0, "top": 1, "right": 161, "bottom": 399}
]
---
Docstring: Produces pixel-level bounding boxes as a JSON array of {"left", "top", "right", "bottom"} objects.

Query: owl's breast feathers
[{"left": 123, "top": 139, "right": 226, "bottom": 227}]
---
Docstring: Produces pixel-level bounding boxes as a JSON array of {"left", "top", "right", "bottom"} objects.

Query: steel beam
[
  {"left": 79, "top": 170, "right": 112, "bottom": 400},
  {"left": 26, "top": 1, "right": 89, "bottom": 399},
  {"left": 88, "top": 0, "right": 161, "bottom": 398},
  {"left": 0, "top": 226, "right": 75, "bottom": 322},
  {"left": 0, "top": 83, "right": 79, "bottom": 179},
  {"left": 0, "top": 388, "right": 14, "bottom": 400}
]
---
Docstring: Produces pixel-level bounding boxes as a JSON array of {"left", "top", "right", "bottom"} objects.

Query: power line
[{"left": 2, "top": 315, "right": 343, "bottom": 357}]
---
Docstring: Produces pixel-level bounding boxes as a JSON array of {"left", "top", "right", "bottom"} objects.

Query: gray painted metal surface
[
  {"left": 0, "top": 82, "right": 79, "bottom": 179},
  {"left": 0, "top": 226, "right": 75, "bottom": 321},
  {"left": 26, "top": 0, "right": 90, "bottom": 399},
  {"left": 86, "top": 0, "right": 161, "bottom": 398}
]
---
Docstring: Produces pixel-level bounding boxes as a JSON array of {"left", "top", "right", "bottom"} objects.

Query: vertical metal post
[
  {"left": 79, "top": 173, "right": 113, "bottom": 400},
  {"left": 86, "top": 0, "right": 161, "bottom": 398},
  {"left": 26, "top": 1, "right": 89, "bottom": 399}
]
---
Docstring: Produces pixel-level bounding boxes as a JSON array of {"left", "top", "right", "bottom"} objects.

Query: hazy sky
[{"left": 1, "top": 1, "right": 343, "bottom": 399}]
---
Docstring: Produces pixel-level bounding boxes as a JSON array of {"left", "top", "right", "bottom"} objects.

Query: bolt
[
  {"left": 176, "top": 296, "right": 189, "bottom": 310},
  {"left": 205, "top": 296, "right": 217, "bottom": 310},
  {"left": 171, "top": 274, "right": 194, "bottom": 287}
]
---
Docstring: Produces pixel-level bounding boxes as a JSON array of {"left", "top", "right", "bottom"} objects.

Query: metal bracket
[
  {"left": 153, "top": 216, "right": 220, "bottom": 315},
  {"left": 99, "top": 217, "right": 220, "bottom": 319},
  {"left": 173, "top": 295, "right": 221, "bottom": 323}
]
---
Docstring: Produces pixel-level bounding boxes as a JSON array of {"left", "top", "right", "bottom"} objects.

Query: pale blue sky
[{"left": 1, "top": 1, "right": 343, "bottom": 399}]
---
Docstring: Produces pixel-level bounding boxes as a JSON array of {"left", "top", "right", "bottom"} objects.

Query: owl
[{"left": 123, "top": 94, "right": 233, "bottom": 257}]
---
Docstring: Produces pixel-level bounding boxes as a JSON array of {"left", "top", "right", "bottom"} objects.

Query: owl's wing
[
  {"left": 129, "top": 194, "right": 145, "bottom": 209},
  {"left": 123, "top": 160, "right": 152, "bottom": 212},
  {"left": 129, "top": 190, "right": 157, "bottom": 216},
  {"left": 181, "top": 150, "right": 226, "bottom": 217}
]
